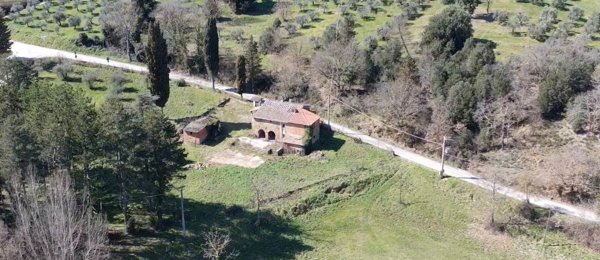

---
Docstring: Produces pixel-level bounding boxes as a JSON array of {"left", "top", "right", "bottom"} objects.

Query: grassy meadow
[
  {"left": 109, "top": 127, "right": 599, "bottom": 259},
  {"left": 37, "top": 61, "right": 221, "bottom": 119}
]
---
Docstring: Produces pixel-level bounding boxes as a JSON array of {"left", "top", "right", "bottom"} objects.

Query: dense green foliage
[
  {"left": 146, "top": 21, "right": 170, "bottom": 108},
  {"left": 538, "top": 60, "right": 595, "bottom": 119},
  {"left": 421, "top": 5, "right": 473, "bottom": 58},
  {"left": 235, "top": 55, "right": 246, "bottom": 96},
  {"left": 244, "top": 36, "right": 261, "bottom": 93},
  {"left": 0, "top": 16, "right": 12, "bottom": 55}
]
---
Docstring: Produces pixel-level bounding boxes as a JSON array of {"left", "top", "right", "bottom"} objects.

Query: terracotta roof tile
[{"left": 252, "top": 101, "right": 320, "bottom": 126}]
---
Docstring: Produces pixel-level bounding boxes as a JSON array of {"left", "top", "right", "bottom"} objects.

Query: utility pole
[
  {"left": 542, "top": 208, "right": 553, "bottom": 256},
  {"left": 178, "top": 186, "right": 186, "bottom": 239},
  {"left": 327, "top": 92, "right": 331, "bottom": 127},
  {"left": 439, "top": 136, "right": 447, "bottom": 179}
]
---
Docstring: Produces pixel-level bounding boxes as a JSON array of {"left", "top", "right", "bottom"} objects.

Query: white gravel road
[{"left": 12, "top": 41, "right": 599, "bottom": 222}]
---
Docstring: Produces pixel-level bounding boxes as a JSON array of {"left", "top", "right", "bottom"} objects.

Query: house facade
[{"left": 251, "top": 101, "right": 320, "bottom": 153}]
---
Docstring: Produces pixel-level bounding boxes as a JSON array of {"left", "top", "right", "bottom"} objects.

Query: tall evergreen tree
[
  {"left": 98, "top": 97, "right": 141, "bottom": 234},
  {"left": 135, "top": 108, "right": 188, "bottom": 228},
  {"left": 132, "top": 0, "right": 157, "bottom": 42},
  {"left": 244, "top": 36, "right": 261, "bottom": 93},
  {"left": 0, "top": 16, "right": 12, "bottom": 55},
  {"left": 147, "top": 21, "right": 170, "bottom": 108},
  {"left": 204, "top": 17, "right": 219, "bottom": 91},
  {"left": 235, "top": 55, "right": 246, "bottom": 98}
]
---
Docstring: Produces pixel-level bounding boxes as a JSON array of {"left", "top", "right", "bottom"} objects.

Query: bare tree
[
  {"left": 1, "top": 170, "right": 108, "bottom": 260},
  {"left": 100, "top": 0, "right": 137, "bottom": 61},
  {"left": 311, "top": 40, "right": 367, "bottom": 95},
  {"left": 537, "top": 147, "right": 600, "bottom": 203},
  {"left": 272, "top": 47, "right": 310, "bottom": 100},
  {"left": 153, "top": 0, "right": 204, "bottom": 66},
  {"left": 201, "top": 227, "right": 239, "bottom": 260},
  {"left": 274, "top": 1, "right": 293, "bottom": 21}
]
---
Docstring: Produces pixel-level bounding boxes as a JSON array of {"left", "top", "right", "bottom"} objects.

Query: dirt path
[{"left": 12, "top": 41, "right": 599, "bottom": 222}]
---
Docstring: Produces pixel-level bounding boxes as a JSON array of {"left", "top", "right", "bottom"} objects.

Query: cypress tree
[
  {"left": 204, "top": 17, "right": 219, "bottom": 91},
  {"left": 147, "top": 21, "right": 170, "bottom": 108},
  {"left": 235, "top": 55, "right": 246, "bottom": 98},
  {"left": 0, "top": 16, "right": 12, "bottom": 55},
  {"left": 244, "top": 36, "right": 261, "bottom": 93}
]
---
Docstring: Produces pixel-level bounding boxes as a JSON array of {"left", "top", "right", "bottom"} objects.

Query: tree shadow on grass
[
  {"left": 123, "top": 86, "right": 138, "bottom": 93},
  {"left": 312, "top": 125, "right": 345, "bottom": 152},
  {"left": 247, "top": 0, "right": 276, "bottom": 16},
  {"left": 111, "top": 197, "right": 312, "bottom": 259},
  {"left": 204, "top": 121, "right": 251, "bottom": 147}
]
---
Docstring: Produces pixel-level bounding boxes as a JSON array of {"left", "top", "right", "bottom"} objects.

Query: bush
[
  {"left": 175, "top": 78, "right": 187, "bottom": 87},
  {"left": 551, "top": 0, "right": 565, "bottom": 10},
  {"left": 68, "top": 15, "right": 81, "bottom": 28},
  {"left": 258, "top": 28, "right": 281, "bottom": 54},
  {"left": 82, "top": 72, "right": 98, "bottom": 89},
  {"left": 566, "top": 95, "right": 587, "bottom": 133},
  {"left": 296, "top": 15, "right": 309, "bottom": 28},
  {"left": 226, "top": 0, "right": 255, "bottom": 14},
  {"left": 447, "top": 81, "right": 477, "bottom": 126},
  {"left": 567, "top": 7, "right": 584, "bottom": 23},
  {"left": 494, "top": 11, "right": 510, "bottom": 25},
  {"left": 538, "top": 60, "right": 595, "bottom": 119},
  {"left": 230, "top": 29, "right": 244, "bottom": 43},
  {"left": 272, "top": 17, "right": 282, "bottom": 29},
  {"left": 528, "top": 23, "right": 547, "bottom": 41},
  {"left": 53, "top": 63, "right": 74, "bottom": 81},
  {"left": 111, "top": 73, "right": 128, "bottom": 90},
  {"left": 284, "top": 23, "right": 297, "bottom": 36}
]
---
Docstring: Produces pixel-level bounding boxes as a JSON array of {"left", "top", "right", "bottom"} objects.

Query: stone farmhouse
[{"left": 251, "top": 100, "right": 320, "bottom": 153}]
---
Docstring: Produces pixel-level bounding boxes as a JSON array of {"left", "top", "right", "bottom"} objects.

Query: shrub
[
  {"left": 53, "top": 11, "right": 66, "bottom": 26},
  {"left": 82, "top": 72, "right": 98, "bottom": 89},
  {"left": 272, "top": 17, "right": 282, "bottom": 28},
  {"left": 308, "top": 11, "right": 319, "bottom": 21},
  {"left": 284, "top": 23, "right": 297, "bottom": 36},
  {"left": 175, "top": 78, "right": 187, "bottom": 87},
  {"left": 68, "top": 16, "right": 82, "bottom": 28},
  {"left": 258, "top": 28, "right": 281, "bottom": 54},
  {"left": 528, "top": 23, "right": 546, "bottom": 41},
  {"left": 10, "top": 4, "right": 23, "bottom": 14},
  {"left": 551, "top": 0, "right": 565, "bottom": 10},
  {"left": 568, "top": 7, "right": 584, "bottom": 23},
  {"left": 447, "top": 81, "right": 477, "bottom": 126},
  {"left": 566, "top": 95, "right": 587, "bottom": 133},
  {"left": 309, "top": 36, "right": 320, "bottom": 50},
  {"left": 296, "top": 15, "right": 309, "bottom": 28},
  {"left": 53, "top": 63, "right": 74, "bottom": 81},
  {"left": 494, "top": 11, "right": 510, "bottom": 25},
  {"left": 84, "top": 18, "right": 93, "bottom": 31},
  {"left": 358, "top": 6, "right": 371, "bottom": 20},
  {"left": 23, "top": 16, "right": 33, "bottom": 26},
  {"left": 230, "top": 29, "right": 244, "bottom": 43},
  {"left": 111, "top": 73, "right": 128, "bottom": 89},
  {"left": 538, "top": 61, "right": 595, "bottom": 119},
  {"left": 540, "top": 7, "right": 558, "bottom": 24}
]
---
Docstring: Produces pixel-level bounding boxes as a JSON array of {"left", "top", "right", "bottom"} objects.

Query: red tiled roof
[{"left": 253, "top": 101, "right": 320, "bottom": 126}]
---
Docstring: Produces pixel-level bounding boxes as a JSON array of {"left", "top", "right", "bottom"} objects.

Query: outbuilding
[{"left": 182, "top": 117, "right": 214, "bottom": 145}]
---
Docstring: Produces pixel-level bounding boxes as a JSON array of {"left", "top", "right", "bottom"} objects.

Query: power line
[
  {"left": 329, "top": 95, "right": 473, "bottom": 164},
  {"left": 330, "top": 96, "right": 442, "bottom": 145}
]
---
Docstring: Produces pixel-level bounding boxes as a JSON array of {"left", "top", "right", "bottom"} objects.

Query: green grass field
[
  {"left": 38, "top": 61, "right": 221, "bottom": 119},
  {"left": 92, "top": 90, "right": 595, "bottom": 258}
]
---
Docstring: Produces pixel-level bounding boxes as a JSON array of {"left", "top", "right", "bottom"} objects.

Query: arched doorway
[
  {"left": 258, "top": 129, "right": 265, "bottom": 139},
  {"left": 267, "top": 131, "right": 276, "bottom": 140}
]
